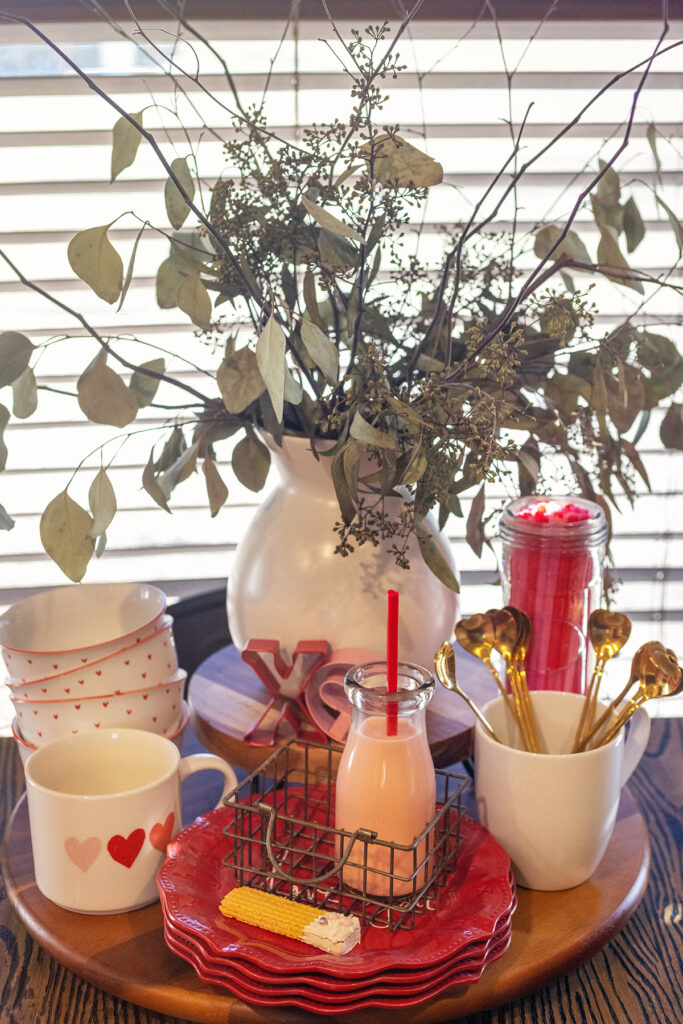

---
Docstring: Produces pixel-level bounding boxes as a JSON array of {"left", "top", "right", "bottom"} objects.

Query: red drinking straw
[{"left": 386, "top": 589, "right": 399, "bottom": 736}]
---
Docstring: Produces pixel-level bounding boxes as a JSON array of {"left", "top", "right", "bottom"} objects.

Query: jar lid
[{"left": 499, "top": 495, "right": 609, "bottom": 549}]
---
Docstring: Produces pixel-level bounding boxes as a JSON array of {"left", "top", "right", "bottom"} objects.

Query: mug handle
[
  {"left": 620, "top": 706, "right": 651, "bottom": 785},
  {"left": 178, "top": 753, "right": 238, "bottom": 807}
]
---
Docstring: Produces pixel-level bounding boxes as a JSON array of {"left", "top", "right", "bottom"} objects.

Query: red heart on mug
[
  {"left": 149, "top": 812, "right": 175, "bottom": 852},
  {"left": 107, "top": 828, "right": 145, "bottom": 868}
]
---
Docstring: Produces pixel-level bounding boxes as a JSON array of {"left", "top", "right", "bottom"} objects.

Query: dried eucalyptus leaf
[
  {"left": 117, "top": 221, "right": 146, "bottom": 311},
  {"left": 604, "top": 365, "right": 644, "bottom": 434},
  {"left": 177, "top": 272, "right": 212, "bottom": 330},
  {"left": 318, "top": 229, "right": 358, "bottom": 272},
  {"left": 623, "top": 197, "right": 645, "bottom": 253},
  {"left": 400, "top": 443, "right": 428, "bottom": 486},
  {"left": 621, "top": 438, "right": 650, "bottom": 490},
  {"left": 517, "top": 440, "right": 540, "bottom": 494},
  {"left": 156, "top": 258, "right": 186, "bottom": 309},
  {"left": 466, "top": 484, "right": 486, "bottom": 558},
  {"left": 77, "top": 352, "right": 138, "bottom": 428},
  {"left": 366, "top": 215, "right": 386, "bottom": 253},
  {"left": 331, "top": 443, "right": 357, "bottom": 525},
  {"left": 300, "top": 317, "right": 339, "bottom": 383},
  {"left": 110, "top": 109, "right": 144, "bottom": 182},
  {"left": 597, "top": 228, "right": 644, "bottom": 294},
  {"left": 203, "top": 457, "right": 228, "bottom": 517},
  {"left": 11, "top": 367, "right": 37, "bottom": 422},
  {"left": 302, "top": 196, "right": 363, "bottom": 242},
  {"left": 40, "top": 490, "right": 95, "bottom": 582},
  {"left": 653, "top": 193, "right": 683, "bottom": 255},
  {"left": 130, "top": 358, "right": 165, "bottom": 407},
  {"left": 159, "top": 442, "right": 198, "bottom": 499},
  {"left": 67, "top": 224, "right": 123, "bottom": 304},
  {"left": 0, "top": 403, "right": 9, "bottom": 471},
  {"left": 142, "top": 451, "right": 171, "bottom": 512},
  {"left": 637, "top": 332, "right": 679, "bottom": 370},
  {"left": 231, "top": 431, "right": 270, "bottom": 492},
  {"left": 164, "top": 156, "right": 195, "bottom": 230},
  {"left": 95, "top": 530, "right": 107, "bottom": 558},
  {"left": 534, "top": 226, "right": 591, "bottom": 266},
  {"left": 350, "top": 409, "right": 399, "bottom": 451},
  {"left": 256, "top": 313, "right": 286, "bottom": 423},
  {"left": 660, "top": 403, "right": 683, "bottom": 450},
  {"left": 647, "top": 122, "right": 662, "bottom": 182},
  {"left": 88, "top": 466, "right": 117, "bottom": 538},
  {"left": 416, "top": 522, "right": 459, "bottom": 592},
  {"left": 0, "top": 330, "right": 34, "bottom": 388},
  {"left": 217, "top": 345, "right": 265, "bottom": 414},
  {"left": 645, "top": 358, "right": 683, "bottom": 408},
  {"left": 0, "top": 503, "right": 14, "bottom": 531},
  {"left": 303, "top": 270, "right": 324, "bottom": 328},
  {"left": 156, "top": 426, "right": 186, "bottom": 473},
  {"left": 632, "top": 409, "right": 650, "bottom": 446},
  {"left": 284, "top": 367, "right": 303, "bottom": 406},
  {"left": 363, "top": 134, "right": 443, "bottom": 188},
  {"left": 597, "top": 159, "right": 621, "bottom": 205}
]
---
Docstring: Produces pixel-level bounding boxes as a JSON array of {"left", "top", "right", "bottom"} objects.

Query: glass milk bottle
[
  {"left": 499, "top": 495, "right": 608, "bottom": 693},
  {"left": 334, "top": 661, "right": 436, "bottom": 897}
]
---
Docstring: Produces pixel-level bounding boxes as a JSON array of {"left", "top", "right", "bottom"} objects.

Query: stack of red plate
[{"left": 158, "top": 808, "right": 516, "bottom": 1013}]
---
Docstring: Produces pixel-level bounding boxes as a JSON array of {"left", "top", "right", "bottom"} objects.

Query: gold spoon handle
[
  {"left": 506, "top": 664, "right": 535, "bottom": 752},
  {"left": 515, "top": 662, "right": 542, "bottom": 752},
  {"left": 455, "top": 688, "right": 502, "bottom": 743},
  {"left": 482, "top": 656, "right": 517, "bottom": 718},
  {"left": 571, "top": 656, "right": 607, "bottom": 753},
  {"left": 575, "top": 675, "right": 636, "bottom": 752},
  {"left": 595, "top": 691, "right": 645, "bottom": 747}
]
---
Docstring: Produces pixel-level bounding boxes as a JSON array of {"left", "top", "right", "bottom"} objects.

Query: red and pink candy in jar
[{"left": 499, "top": 496, "right": 608, "bottom": 693}]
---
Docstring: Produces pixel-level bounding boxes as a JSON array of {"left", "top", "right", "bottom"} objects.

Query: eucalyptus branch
[
  {"left": 323, "top": 0, "right": 426, "bottom": 185},
  {"left": 446, "top": 17, "right": 675, "bottom": 382},
  {"left": 0, "top": 13, "right": 269, "bottom": 322},
  {"left": 0, "top": 247, "right": 213, "bottom": 406}
]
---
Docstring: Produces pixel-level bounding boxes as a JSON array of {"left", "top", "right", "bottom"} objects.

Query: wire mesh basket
[{"left": 221, "top": 739, "right": 466, "bottom": 931}]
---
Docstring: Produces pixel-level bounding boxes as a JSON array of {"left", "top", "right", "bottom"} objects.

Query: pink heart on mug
[
  {"left": 65, "top": 835, "right": 101, "bottom": 872},
  {"left": 149, "top": 812, "right": 175, "bottom": 852},
  {"left": 107, "top": 828, "right": 145, "bottom": 868}
]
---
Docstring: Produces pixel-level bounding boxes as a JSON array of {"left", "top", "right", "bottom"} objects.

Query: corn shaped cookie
[{"left": 219, "top": 887, "right": 361, "bottom": 954}]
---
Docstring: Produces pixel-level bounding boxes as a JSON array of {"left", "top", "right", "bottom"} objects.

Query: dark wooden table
[{"left": 1, "top": 712, "right": 682, "bottom": 1023}]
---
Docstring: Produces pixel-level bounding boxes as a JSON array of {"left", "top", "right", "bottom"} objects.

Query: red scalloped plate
[
  {"left": 162, "top": 923, "right": 512, "bottom": 1013},
  {"left": 164, "top": 882, "right": 515, "bottom": 994},
  {"left": 158, "top": 808, "right": 513, "bottom": 980},
  {"left": 164, "top": 896, "right": 515, "bottom": 1001}
]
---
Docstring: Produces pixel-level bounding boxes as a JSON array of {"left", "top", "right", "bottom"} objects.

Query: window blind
[{"left": 0, "top": 6, "right": 681, "bottom": 666}]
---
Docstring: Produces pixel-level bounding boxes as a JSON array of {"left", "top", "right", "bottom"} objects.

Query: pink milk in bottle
[{"left": 334, "top": 661, "right": 436, "bottom": 898}]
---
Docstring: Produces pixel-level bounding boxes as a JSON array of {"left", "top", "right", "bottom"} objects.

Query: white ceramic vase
[{"left": 227, "top": 435, "right": 459, "bottom": 668}]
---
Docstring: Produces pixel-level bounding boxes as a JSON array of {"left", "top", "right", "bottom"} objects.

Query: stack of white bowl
[{"left": 1, "top": 583, "right": 188, "bottom": 764}]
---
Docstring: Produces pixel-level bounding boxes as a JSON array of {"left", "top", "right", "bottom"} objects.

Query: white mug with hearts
[{"left": 24, "top": 727, "right": 238, "bottom": 913}]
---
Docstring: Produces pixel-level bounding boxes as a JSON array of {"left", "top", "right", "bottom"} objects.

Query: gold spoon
[
  {"left": 434, "top": 642, "right": 501, "bottom": 743},
  {"left": 596, "top": 646, "right": 681, "bottom": 747},
  {"left": 577, "top": 641, "right": 669, "bottom": 751},
  {"left": 571, "top": 610, "right": 632, "bottom": 753},
  {"left": 455, "top": 614, "right": 516, "bottom": 718},
  {"left": 487, "top": 607, "right": 542, "bottom": 753}
]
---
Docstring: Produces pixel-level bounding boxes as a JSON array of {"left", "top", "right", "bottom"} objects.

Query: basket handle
[{"left": 258, "top": 802, "right": 376, "bottom": 885}]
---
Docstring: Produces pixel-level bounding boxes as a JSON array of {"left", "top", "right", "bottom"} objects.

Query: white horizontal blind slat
[{"left": 0, "top": 15, "right": 681, "bottom": 652}]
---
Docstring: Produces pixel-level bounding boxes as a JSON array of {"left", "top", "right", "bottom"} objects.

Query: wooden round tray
[{"left": 2, "top": 789, "right": 649, "bottom": 1024}]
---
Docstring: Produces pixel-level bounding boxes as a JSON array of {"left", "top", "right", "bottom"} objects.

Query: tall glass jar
[
  {"left": 499, "top": 495, "right": 608, "bottom": 693},
  {"left": 334, "top": 661, "right": 436, "bottom": 897}
]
